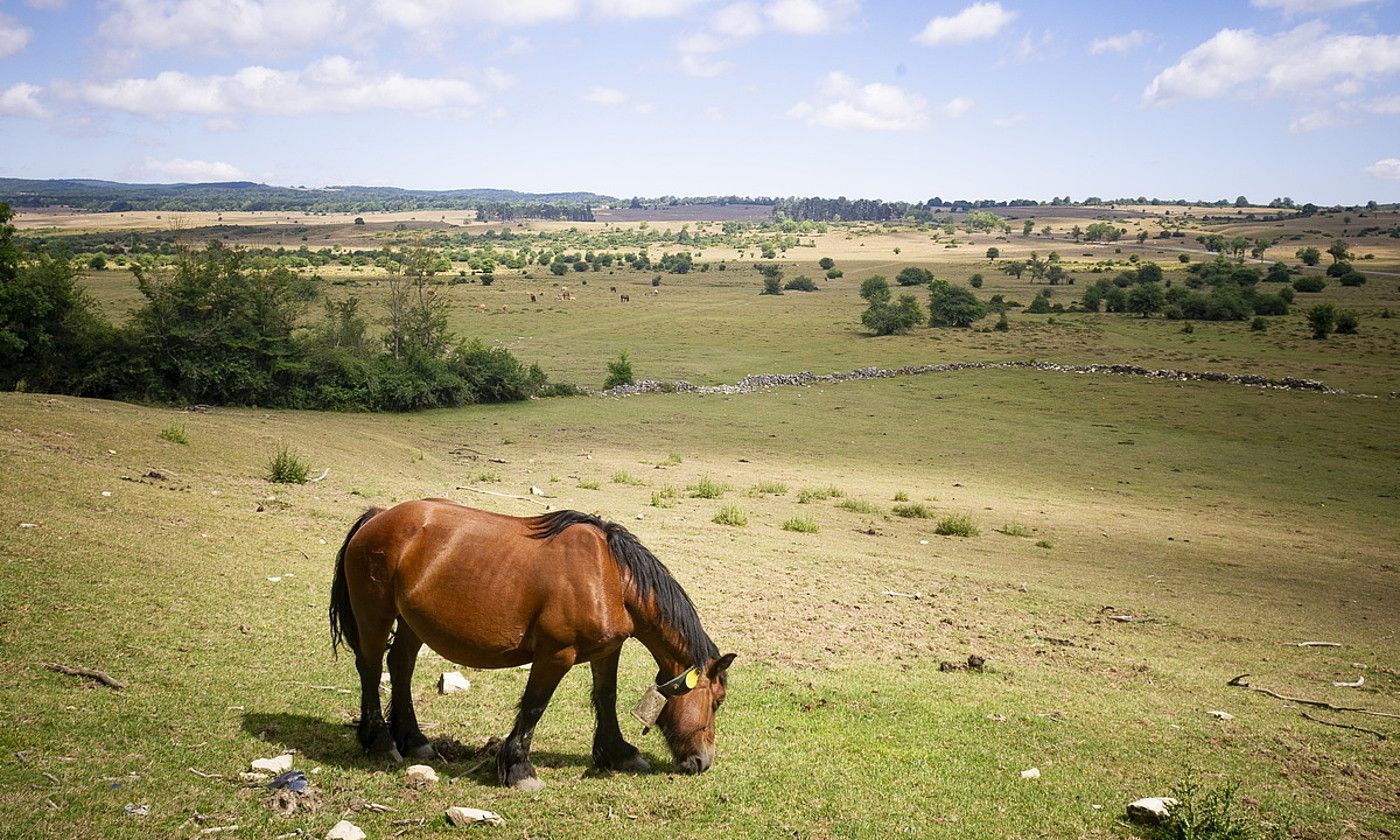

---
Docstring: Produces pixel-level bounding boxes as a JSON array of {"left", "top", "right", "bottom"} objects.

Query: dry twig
[
  {"left": 1227, "top": 675, "right": 1400, "bottom": 719},
  {"left": 1300, "top": 712, "right": 1387, "bottom": 740},
  {"left": 41, "top": 662, "right": 124, "bottom": 690}
]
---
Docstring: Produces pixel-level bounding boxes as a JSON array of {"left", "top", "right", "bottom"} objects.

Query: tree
[
  {"left": 1327, "top": 239, "right": 1350, "bottom": 264},
  {"left": 1296, "top": 246, "right": 1321, "bottom": 266},
  {"left": 819, "top": 257, "right": 835, "bottom": 270},
  {"left": 985, "top": 247, "right": 1000, "bottom": 260},
  {"left": 1026, "top": 252, "right": 1047, "bottom": 281},
  {"left": 896, "top": 266, "right": 933, "bottom": 286},
  {"left": 1135, "top": 262, "right": 1163, "bottom": 284},
  {"left": 1126, "top": 283, "right": 1165, "bottom": 317},
  {"left": 784, "top": 275, "right": 818, "bottom": 291},
  {"left": 1336, "top": 310, "right": 1359, "bottom": 334},
  {"left": 760, "top": 275, "right": 783, "bottom": 295},
  {"left": 1307, "top": 303, "right": 1337, "bottom": 339},
  {"left": 1250, "top": 238, "right": 1272, "bottom": 260},
  {"left": 1235, "top": 195, "right": 1249, "bottom": 207},
  {"left": 927, "top": 280, "right": 986, "bottom": 327},
  {"left": 969, "top": 273, "right": 983, "bottom": 288},
  {"left": 1022, "top": 219, "right": 1034, "bottom": 237},
  {"left": 861, "top": 293, "right": 923, "bottom": 336},
  {"left": 1070, "top": 225, "right": 1082, "bottom": 242},
  {"left": 860, "top": 275, "right": 891, "bottom": 303},
  {"left": 1000, "top": 260, "right": 1027, "bottom": 280},
  {"left": 603, "top": 350, "right": 634, "bottom": 389},
  {"left": 1266, "top": 262, "right": 1291, "bottom": 283},
  {"left": 1136, "top": 230, "right": 1149, "bottom": 245},
  {"left": 1227, "top": 236, "right": 1251, "bottom": 262}
]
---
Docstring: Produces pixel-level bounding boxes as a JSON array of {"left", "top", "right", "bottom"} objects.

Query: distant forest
[{"left": 1, "top": 178, "right": 1386, "bottom": 223}]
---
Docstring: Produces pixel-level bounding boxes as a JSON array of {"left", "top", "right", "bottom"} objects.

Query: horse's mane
[{"left": 529, "top": 510, "right": 718, "bottom": 667}]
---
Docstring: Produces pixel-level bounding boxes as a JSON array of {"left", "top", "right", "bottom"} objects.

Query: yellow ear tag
[{"left": 683, "top": 668, "right": 698, "bottom": 690}]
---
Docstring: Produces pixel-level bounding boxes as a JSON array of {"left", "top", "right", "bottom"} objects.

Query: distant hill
[{"left": 0, "top": 178, "right": 614, "bottom": 213}]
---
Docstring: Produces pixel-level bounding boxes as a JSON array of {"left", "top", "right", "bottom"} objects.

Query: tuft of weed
[
  {"left": 782, "top": 517, "right": 820, "bottom": 534},
  {"left": 893, "top": 491, "right": 909, "bottom": 502},
  {"left": 999, "top": 522, "right": 1033, "bottom": 537},
  {"left": 748, "top": 481, "right": 789, "bottom": 496},
  {"left": 476, "top": 470, "right": 502, "bottom": 483},
  {"left": 687, "top": 475, "right": 730, "bottom": 499},
  {"left": 1035, "top": 539, "right": 1053, "bottom": 549},
  {"left": 266, "top": 445, "right": 309, "bottom": 484},
  {"left": 892, "top": 502, "right": 934, "bottom": 519},
  {"left": 158, "top": 424, "right": 189, "bottom": 445},
  {"left": 935, "top": 514, "right": 979, "bottom": 537},
  {"left": 650, "top": 486, "right": 678, "bottom": 508},
  {"left": 612, "top": 470, "right": 646, "bottom": 486},
  {"left": 837, "top": 499, "right": 882, "bottom": 515},
  {"left": 712, "top": 504, "right": 748, "bottom": 527},
  {"left": 1158, "top": 777, "right": 1272, "bottom": 840},
  {"left": 797, "top": 486, "right": 845, "bottom": 503},
  {"left": 577, "top": 479, "right": 601, "bottom": 490}
]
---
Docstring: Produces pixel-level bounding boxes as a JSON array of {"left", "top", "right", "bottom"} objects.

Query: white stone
[
  {"left": 530, "top": 486, "right": 545, "bottom": 496},
  {"left": 405, "top": 764, "right": 438, "bottom": 787},
  {"left": 439, "top": 671, "right": 471, "bottom": 694},
  {"left": 250, "top": 754, "right": 293, "bottom": 774},
  {"left": 1208, "top": 710, "right": 1235, "bottom": 720},
  {"left": 1019, "top": 767, "right": 1040, "bottom": 779},
  {"left": 326, "top": 820, "right": 367, "bottom": 840},
  {"left": 446, "top": 806, "right": 504, "bottom": 827},
  {"left": 1126, "top": 797, "right": 1178, "bottom": 824}
]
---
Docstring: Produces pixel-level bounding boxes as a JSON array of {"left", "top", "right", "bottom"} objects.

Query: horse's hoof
[
  {"left": 407, "top": 743, "right": 439, "bottom": 761},
  {"left": 510, "top": 776, "right": 545, "bottom": 793},
  {"left": 388, "top": 745, "right": 404, "bottom": 763},
  {"left": 618, "top": 754, "right": 651, "bottom": 773}
]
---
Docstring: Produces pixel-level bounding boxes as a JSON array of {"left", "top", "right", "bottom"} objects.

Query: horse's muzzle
[{"left": 676, "top": 750, "right": 713, "bottom": 775}]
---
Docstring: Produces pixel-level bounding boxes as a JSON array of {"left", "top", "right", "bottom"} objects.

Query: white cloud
[
  {"left": 96, "top": 0, "right": 348, "bottom": 67},
  {"left": 789, "top": 71, "right": 926, "bottom": 131},
  {"left": 0, "top": 83, "right": 47, "bottom": 118},
  {"left": 1144, "top": 23, "right": 1400, "bottom": 105},
  {"left": 0, "top": 12, "right": 32, "bottom": 58},
  {"left": 676, "top": 31, "right": 732, "bottom": 76},
  {"left": 25, "top": 0, "right": 69, "bottom": 8},
  {"left": 1251, "top": 0, "right": 1381, "bottom": 15},
  {"left": 140, "top": 157, "right": 250, "bottom": 182},
  {"left": 1364, "top": 157, "right": 1400, "bottom": 179},
  {"left": 713, "top": 2, "right": 763, "bottom": 37},
  {"left": 1090, "top": 29, "right": 1148, "bottom": 55},
  {"left": 1365, "top": 95, "right": 1400, "bottom": 113},
  {"left": 593, "top": 0, "right": 699, "bottom": 17},
  {"left": 942, "top": 96, "right": 973, "bottom": 117},
  {"left": 1289, "top": 110, "right": 1341, "bottom": 132},
  {"left": 680, "top": 53, "right": 731, "bottom": 76},
  {"left": 583, "top": 86, "right": 628, "bottom": 105},
  {"left": 992, "top": 112, "right": 1027, "bottom": 128},
  {"left": 372, "top": 0, "right": 580, "bottom": 28},
  {"left": 765, "top": 0, "right": 854, "bottom": 36},
  {"left": 915, "top": 2, "right": 1016, "bottom": 47},
  {"left": 633, "top": 101, "right": 656, "bottom": 114},
  {"left": 77, "top": 57, "right": 482, "bottom": 117}
]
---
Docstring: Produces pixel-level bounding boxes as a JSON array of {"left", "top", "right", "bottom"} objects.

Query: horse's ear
[{"left": 709, "top": 653, "right": 737, "bottom": 678}]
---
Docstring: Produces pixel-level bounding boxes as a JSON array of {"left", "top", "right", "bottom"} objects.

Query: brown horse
[{"left": 329, "top": 499, "right": 735, "bottom": 791}]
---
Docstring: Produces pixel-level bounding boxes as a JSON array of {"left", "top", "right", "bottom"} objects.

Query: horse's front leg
[
  {"left": 590, "top": 648, "right": 650, "bottom": 773},
  {"left": 497, "top": 651, "right": 573, "bottom": 792}
]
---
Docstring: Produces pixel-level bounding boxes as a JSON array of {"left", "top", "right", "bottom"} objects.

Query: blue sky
[{"left": 1, "top": 0, "right": 1398, "bottom": 203}]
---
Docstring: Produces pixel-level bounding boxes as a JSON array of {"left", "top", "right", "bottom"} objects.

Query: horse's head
[{"left": 656, "top": 653, "right": 736, "bottom": 774}]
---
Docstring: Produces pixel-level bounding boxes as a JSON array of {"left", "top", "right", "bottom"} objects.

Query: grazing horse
[
  {"left": 620, "top": 294, "right": 630, "bottom": 302},
  {"left": 329, "top": 500, "right": 735, "bottom": 790}
]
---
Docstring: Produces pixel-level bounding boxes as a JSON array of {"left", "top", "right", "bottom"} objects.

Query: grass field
[{"left": 2, "top": 207, "right": 1398, "bottom": 839}]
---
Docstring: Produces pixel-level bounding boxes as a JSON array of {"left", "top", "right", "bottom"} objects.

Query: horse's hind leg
[
  {"left": 590, "top": 648, "right": 650, "bottom": 773},
  {"left": 386, "top": 620, "right": 436, "bottom": 760},
  {"left": 353, "top": 610, "right": 400, "bottom": 761}
]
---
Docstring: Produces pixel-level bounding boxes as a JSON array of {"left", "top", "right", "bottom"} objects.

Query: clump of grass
[
  {"left": 999, "top": 522, "right": 1033, "bottom": 537},
  {"left": 892, "top": 502, "right": 934, "bottom": 519},
  {"left": 797, "top": 486, "right": 844, "bottom": 503},
  {"left": 475, "top": 470, "right": 502, "bottom": 483},
  {"left": 687, "top": 475, "right": 730, "bottom": 499},
  {"left": 746, "top": 481, "right": 788, "bottom": 497},
  {"left": 577, "top": 479, "right": 601, "bottom": 490},
  {"left": 1159, "top": 777, "right": 1267, "bottom": 840},
  {"left": 712, "top": 505, "right": 748, "bottom": 527},
  {"left": 782, "top": 517, "right": 820, "bottom": 534},
  {"left": 659, "top": 452, "right": 683, "bottom": 466},
  {"left": 650, "top": 486, "right": 678, "bottom": 508},
  {"left": 266, "top": 445, "right": 309, "bottom": 484},
  {"left": 158, "top": 424, "right": 189, "bottom": 445},
  {"left": 1035, "top": 539, "right": 1053, "bottom": 549},
  {"left": 935, "top": 514, "right": 980, "bottom": 537},
  {"left": 893, "top": 491, "right": 909, "bottom": 502},
  {"left": 837, "top": 499, "right": 882, "bottom": 515},
  {"left": 612, "top": 470, "right": 646, "bottom": 486}
]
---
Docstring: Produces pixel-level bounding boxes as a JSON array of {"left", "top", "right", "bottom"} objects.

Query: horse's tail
[{"left": 329, "top": 507, "right": 382, "bottom": 659}]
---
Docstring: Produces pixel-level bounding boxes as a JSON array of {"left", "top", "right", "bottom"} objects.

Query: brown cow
[{"left": 620, "top": 294, "right": 630, "bottom": 302}]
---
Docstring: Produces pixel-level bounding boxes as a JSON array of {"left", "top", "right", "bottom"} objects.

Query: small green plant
[
  {"left": 476, "top": 470, "right": 502, "bottom": 483},
  {"left": 748, "top": 481, "right": 788, "bottom": 496},
  {"left": 994, "top": 312, "right": 1009, "bottom": 331},
  {"left": 687, "top": 475, "right": 729, "bottom": 499},
  {"left": 782, "top": 517, "right": 820, "bottom": 534},
  {"left": 837, "top": 499, "right": 882, "bottom": 515},
  {"left": 1335, "top": 310, "right": 1359, "bottom": 334},
  {"left": 650, "top": 487, "right": 678, "bottom": 508},
  {"left": 935, "top": 514, "right": 980, "bottom": 537},
  {"left": 1158, "top": 776, "right": 1266, "bottom": 840},
  {"left": 612, "top": 470, "right": 645, "bottom": 486},
  {"left": 603, "top": 350, "right": 635, "bottom": 389},
  {"left": 577, "top": 479, "right": 601, "bottom": 490},
  {"left": 712, "top": 505, "right": 748, "bottom": 527},
  {"left": 999, "top": 523, "right": 1033, "bottom": 537},
  {"left": 892, "top": 503, "right": 934, "bottom": 519},
  {"left": 660, "top": 452, "right": 683, "bottom": 466},
  {"left": 893, "top": 491, "right": 909, "bottom": 502},
  {"left": 159, "top": 424, "right": 189, "bottom": 445},
  {"left": 266, "top": 445, "right": 309, "bottom": 484},
  {"left": 1249, "top": 316, "right": 1267, "bottom": 331},
  {"left": 1035, "top": 539, "right": 1053, "bottom": 549},
  {"left": 797, "top": 486, "right": 844, "bottom": 503}
]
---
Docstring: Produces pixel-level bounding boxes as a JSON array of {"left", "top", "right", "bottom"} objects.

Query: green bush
[
  {"left": 825, "top": 268, "right": 843, "bottom": 279},
  {"left": 1292, "top": 275, "right": 1326, "bottom": 293},
  {"left": 603, "top": 350, "right": 634, "bottom": 389},
  {"left": 969, "top": 273, "right": 983, "bottom": 288},
  {"left": 1307, "top": 303, "right": 1337, "bottom": 339},
  {"left": 267, "top": 445, "right": 310, "bottom": 484},
  {"left": 1159, "top": 777, "right": 1264, "bottom": 840},
  {"left": 612, "top": 470, "right": 645, "bottom": 485},
  {"left": 1250, "top": 316, "right": 1267, "bottom": 331},
  {"left": 1336, "top": 310, "right": 1359, "bottom": 334},
  {"left": 892, "top": 503, "right": 934, "bottom": 519},
  {"left": 784, "top": 275, "right": 818, "bottom": 291},
  {"left": 159, "top": 425, "right": 189, "bottom": 445},
  {"left": 994, "top": 312, "right": 1010, "bottom": 331},
  {"left": 934, "top": 514, "right": 979, "bottom": 537},
  {"left": 837, "top": 499, "right": 881, "bottom": 515},
  {"left": 687, "top": 476, "right": 729, "bottom": 499},
  {"left": 760, "top": 275, "right": 783, "bottom": 295},
  {"left": 862, "top": 294, "right": 925, "bottom": 336},
  {"left": 928, "top": 280, "right": 987, "bottom": 327},
  {"left": 782, "top": 517, "right": 820, "bottom": 534},
  {"left": 896, "top": 266, "right": 934, "bottom": 286},
  {"left": 712, "top": 505, "right": 748, "bottom": 527},
  {"left": 893, "top": 491, "right": 909, "bottom": 502}
]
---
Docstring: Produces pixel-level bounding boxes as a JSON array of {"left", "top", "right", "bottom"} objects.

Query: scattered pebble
[
  {"left": 446, "top": 806, "right": 504, "bottom": 827},
  {"left": 1019, "top": 767, "right": 1040, "bottom": 779},
  {"left": 326, "top": 820, "right": 366, "bottom": 840},
  {"left": 530, "top": 486, "right": 545, "bottom": 496},
  {"left": 1127, "top": 797, "right": 1178, "bottom": 825},
  {"left": 267, "top": 577, "right": 282, "bottom": 583},
  {"left": 101, "top": 490, "right": 112, "bottom": 497},
  {"left": 439, "top": 672, "right": 471, "bottom": 694},
  {"left": 123, "top": 803, "right": 149, "bottom": 817},
  {"left": 250, "top": 754, "right": 294, "bottom": 774},
  {"left": 1208, "top": 710, "right": 1235, "bottom": 721},
  {"left": 405, "top": 764, "right": 438, "bottom": 788}
]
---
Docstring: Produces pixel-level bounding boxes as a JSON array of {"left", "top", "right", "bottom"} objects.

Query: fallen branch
[
  {"left": 455, "top": 486, "right": 552, "bottom": 508},
  {"left": 308, "top": 468, "right": 331, "bottom": 483},
  {"left": 41, "top": 662, "right": 124, "bottom": 690},
  {"left": 1332, "top": 676, "right": 1365, "bottom": 688},
  {"left": 1286, "top": 641, "right": 1342, "bottom": 648},
  {"left": 882, "top": 589, "right": 921, "bottom": 600},
  {"left": 1227, "top": 675, "right": 1400, "bottom": 719},
  {"left": 188, "top": 768, "right": 220, "bottom": 779},
  {"left": 1300, "top": 711, "right": 1387, "bottom": 740}
]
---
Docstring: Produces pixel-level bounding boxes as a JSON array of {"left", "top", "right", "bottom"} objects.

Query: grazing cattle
[
  {"left": 530, "top": 293, "right": 537, "bottom": 303},
  {"left": 610, "top": 286, "right": 617, "bottom": 292},
  {"left": 620, "top": 294, "right": 630, "bottom": 302}
]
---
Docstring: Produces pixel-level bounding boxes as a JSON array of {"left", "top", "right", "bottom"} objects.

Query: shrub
[
  {"left": 897, "top": 266, "right": 934, "bottom": 286},
  {"left": 1159, "top": 777, "right": 1262, "bottom": 840},
  {"left": 536, "top": 382, "right": 583, "bottom": 397},
  {"left": 935, "top": 515, "right": 979, "bottom": 537},
  {"left": 652, "top": 276, "right": 661, "bottom": 287},
  {"left": 784, "top": 275, "right": 818, "bottom": 291},
  {"left": 159, "top": 425, "right": 189, "bottom": 445},
  {"left": 825, "top": 268, "right": 843, "bottom": 279},
  {"left": 267, "top": 445, "right": 309, "bottom": 484},
  {"left": 612, "top": 470, "right": 645, "bottom": 485},
  {"left": 782, "top": 517, "right": 820, "bottom": 534},
  {"left": 893, "top": 491, "right": 909, "bottom": 502},
  {"left": 862, "top": 294, "right": 925, "bottom": 336},
  {"left": 1265, "top": 262, "right": 1291, "bottom": 283},
  {"left": 1292, "top": 275, "right": 1326, "bottom": 293},
  {"left": 687, "top": 475, "right": 729, "bottom": 499},
  {"left": 475, "top": 470, "right": 502, "bottom": 483},
  {"left": 1325, "top": 261, "right": 1352, "bottom": 278},
  {"left": 760, "top": 276, "right": 783, "bottom": 295},
  {"left": 712, "top": 505, "right": 748, "bottom": 527},
  {"left": 603, "top": 350, "right": 634, "bottom": 389},
  {"left": 819, "top": 257, "right": 835, "bottom": 270},
  {"left": 798, "top": 486, "right": 844, "bottom": 503},
  {"left": 1250, "top": 316, "right": 1267, "bottom": 331},
  {"left": 892, "top": 503, "right": 934, "bottom": 519},
  {"left": 969, "top": 273, "right": 983, "bottom": 289},
  {"left": 1336, "top": 310, "right": 1359, "bottom": 334},
  {"left": 837, "top": 499, "right": 881, "bottom": 515},
  {"left": 928, "top": 280, "right": 987, "bottom": 327},
  {"left": 1307, "top": 303, "right": 1337, "bottom": 339},
  {"left": 860, "top": 275, "right": 891, "bottom": 302},
  {"left": 994, "top": 312, "right": 1009, "bottom": 331},
  {"left": 1035, "top": 539, "right": 1052, "bottom": 549},
  {"left": 1338, "top": 270, "right": 1366, "bottom": 287},
  {"left": 998, "top": 523, "right": 1032, "bottom": 537},
  {"left": 749, "top": 482, "right": 788, "bottom": 496},
  {"left": 577, "top": 479, "right": 601, "bottom": 490},
  {"left": 650, "top": 487, "right": 678, "bottom": 508},
  {"left": 1178, "top": 254, "right": 1191, "bottom": 263}
]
